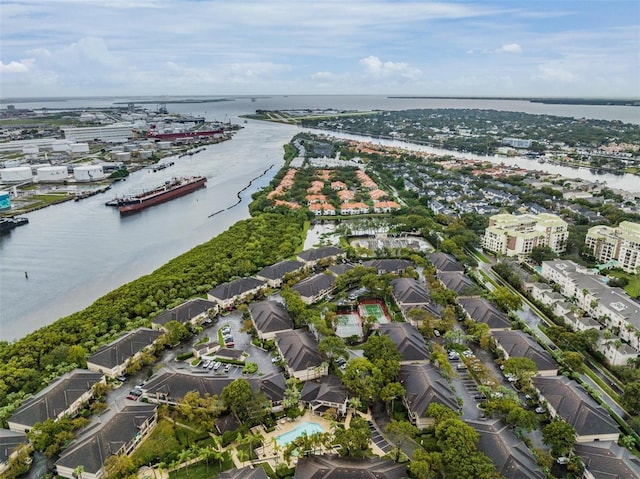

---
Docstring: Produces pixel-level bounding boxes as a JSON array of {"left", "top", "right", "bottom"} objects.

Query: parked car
[
  {"left": 224, "top": 363, "right": 231, "bottom": 372},
  {"left": 213, "top": 361, "right": 222, "bottom": 371}
]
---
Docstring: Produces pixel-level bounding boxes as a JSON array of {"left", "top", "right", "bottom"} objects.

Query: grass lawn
[
  {"left": 169, "top": 453, "right": 234, "bottom": 479},
  {"left": 606, "top": 269, "right": 640, "bottom": 298},
  {"left": 131, "top": 419, "right": 210, "bottom": 466}
]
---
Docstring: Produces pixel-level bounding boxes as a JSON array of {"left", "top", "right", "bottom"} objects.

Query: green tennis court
[
  {"left": 359, "top": 303, "right": 390, "bottom": 324},
  {"left": 335, "top": 314, "right": 362, "bottom": 339}
]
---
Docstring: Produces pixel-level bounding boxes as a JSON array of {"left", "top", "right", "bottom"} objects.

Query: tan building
[
  {"left": 482, "top": 213, "right": 568, "bottom": 258},
  {"left": 585, "top": 221, "right": 640, "bottom": 273}
]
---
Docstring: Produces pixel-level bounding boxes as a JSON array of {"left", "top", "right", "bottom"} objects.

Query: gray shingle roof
[
  {"left": 142, "top": 371, "right": 286, "bottom": 404},
  {"left": 458, "top": 297, "right": 512, "bottom": 330},
  {"left": 276, "top": 329, "right": 324, "bottom": 373},
  {"left": 152, "top": 298, "right": 217, "bottom": 326},
  {"left": 532, "top": 376, "right": 619, "bottom": 439},
  {"left": 429, "top": 252, "right": 464, "bottom": 272},
  {"left": 380, "top": 323, "right": 430, "bottom": 362},
  {"left": 0, "top": 429, "right": 27, "bottom": 464},
  {"left": 294, "top": 454, "right": 408, "bottom": 479},
  {"left": 362, "top": 259, "right": 414, "bottom": 274},
  {"left": 249, "top": 301, "right": 294, "bottom": 335},
  {"left": 208, "top": 277, "right": 266, "bottom": 301},
  {"left": 300, "top": 375, "right": 349, "bottom": 406},
  {"left": 492, "top": 330, "right": 558, "bottom": 373},
  {"left": 9, "top": 369, "right": 104, "bottom": 429},
  {"left": 391, "top": 277, "right": 430, "bottom": 305},
  {"left": 55, "top": 404, "right": 156, "bottom": 475},
  {"left": 469, "top": 418, "right": 545, "bottom": 479},
  {"left": 256, "top": 260, "right": 306, "bottom": 281},
  {"left": 436, "top": 271, "right": 476, "bottom": 295},
  {"left": 400, "top": 364, "right": 458, "bottom": 417},
  {"left": 575, "top": 440, "right": 640, "bottom": 479},
  {"left": 291, "top": 273, "right": 335, "bottom": 299},
  {"left": 327, "top": 263, "right": 354, "bottom": 276},
  {"left": 87, "top": 328, "right": 162, "bottom": 370}
]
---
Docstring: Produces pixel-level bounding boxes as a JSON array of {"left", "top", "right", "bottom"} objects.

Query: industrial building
[{"left": 62, "top": 124, "right": 135, "bottom": 143}]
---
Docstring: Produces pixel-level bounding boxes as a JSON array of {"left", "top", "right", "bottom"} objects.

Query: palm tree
[
  {"left": 348, "top": 396, "right": 362, "bottom": 413},
  {"left": 72, "top": 465, "right": 84, "bottom": 479}
]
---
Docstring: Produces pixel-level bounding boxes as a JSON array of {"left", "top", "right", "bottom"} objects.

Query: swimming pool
[{"left": 275, "top": 421, "right": 325, "bottom": 447}]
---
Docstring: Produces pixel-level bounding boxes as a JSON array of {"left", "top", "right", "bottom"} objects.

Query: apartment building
[
  {"left": 540, "top": 259, "right": 640, "bottom": 351},
  {"left": 585, "top": 221, "right": 640, "bottom": 273},
  {"left": 482, "top": 213, "right": 568, "bottom": 258}
]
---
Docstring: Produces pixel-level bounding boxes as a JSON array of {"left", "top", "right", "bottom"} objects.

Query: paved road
[{"left": 472, "top": 252, "right": 629, "bottom": 423}]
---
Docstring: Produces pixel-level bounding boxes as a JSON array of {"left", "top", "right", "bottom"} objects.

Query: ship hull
[
  {"left": 146, "top": 129, "right": 223, "bottom": 141},
  {"left": 118, "top": 177, "right": 206, "bottom": 214}
]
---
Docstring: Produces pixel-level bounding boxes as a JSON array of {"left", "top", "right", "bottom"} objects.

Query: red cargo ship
[
  {"left": 117, "top": 176, "right": 206, "bottom": 214},
  {"left": 146, "top": 129, "right": 223, "bottom": 140}
]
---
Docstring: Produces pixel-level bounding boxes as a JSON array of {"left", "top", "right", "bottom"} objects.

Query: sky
[{"left": 1, "top": 0, "right": 639, "bottom": 98}]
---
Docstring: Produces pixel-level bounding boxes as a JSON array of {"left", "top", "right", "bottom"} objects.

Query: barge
[{"left": 113, "top": 176, "right": 206, "bottom": 214}]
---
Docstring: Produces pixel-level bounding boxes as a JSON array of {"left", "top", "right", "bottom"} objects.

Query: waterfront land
[
  {"left": 3, "top": 129, "right": 640, "bottom": 479},
  {"left": 250, "top": 108, "right": 640, "bottom": 174}
]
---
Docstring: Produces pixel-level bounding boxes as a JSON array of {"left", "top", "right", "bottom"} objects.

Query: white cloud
[
  {"left": 534, "top": 64, "right": 577, "bottom": 83},
  {"left": 0, "top": 60, "right": 33, "bottom": 73},
  {"left": 359, "top": 56, "right": 421, "bottom": 80},
  {"left": 498, "top": 43, "right": 522, "bottom": 53}
]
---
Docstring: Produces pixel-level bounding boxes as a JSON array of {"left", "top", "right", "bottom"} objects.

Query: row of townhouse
[
  {"left": 426, "top": 255, "right": 628, "bottom": 456},
  {"left": 540, "top": 260, "right": 640, "bottom": 354}
]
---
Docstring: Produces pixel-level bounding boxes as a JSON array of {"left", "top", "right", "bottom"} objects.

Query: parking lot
[{"left": 178, "top": 309, "right": 283, "bottom": 380}]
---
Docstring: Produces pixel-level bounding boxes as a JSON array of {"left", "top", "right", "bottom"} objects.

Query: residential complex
[
  {"left": 540, "top": 259, "right": 640, "bottom": 358},
  {"left": 585, "top": 221, "right": 640, "bottom": 273},
  {"left": 482, "top": 213, "right": 568, "bottom": 258}
]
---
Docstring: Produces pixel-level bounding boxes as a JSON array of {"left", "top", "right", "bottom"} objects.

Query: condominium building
[
  {"left": 482, "top": 213, "right": 568, "bottom": 258},
  {"left": 585, "top": 221, "right": 640, "bottom": 273}
]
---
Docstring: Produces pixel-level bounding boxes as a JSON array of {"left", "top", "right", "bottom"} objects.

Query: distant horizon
[{"left": 2, "top": 94, "right": 639, "bottom": 102}]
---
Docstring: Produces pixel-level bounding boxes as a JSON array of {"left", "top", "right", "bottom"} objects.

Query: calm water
[{"left": 1, "top": 96, "right": 638, "bottom": 340}]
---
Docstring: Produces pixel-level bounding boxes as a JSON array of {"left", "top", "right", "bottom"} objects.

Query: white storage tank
[
  {"left": 70, "top": 143, "right": 90, "bottom": 154},
  {"left": 36, "top": 165, "right": 68, "bottom": 182},
  {"left": 22, "top": 145, "right": 39, "bottom": 155},
  {"left": 138, "top": 150, "right": 153, "bottom": 160},
  {"left": 157, "top": 141, "right": 172, "bottom": 150},
  {"left": 52, "top": 140, "right": 72, "bottom": 152},
  {"left": 0, "top": 166, "right": 33, "bottom": 183},
  {"left": 74, "top": 165, "right": 105, "bottom": 182}
]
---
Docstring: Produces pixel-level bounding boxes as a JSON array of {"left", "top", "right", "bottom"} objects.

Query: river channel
[{"left": 1, "top": 95, "right": 638, "bottom": 340}]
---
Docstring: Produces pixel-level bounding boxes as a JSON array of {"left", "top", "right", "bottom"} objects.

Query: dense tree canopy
[{"left": 0, "top": 212, "right": 305, "bottom": 416}]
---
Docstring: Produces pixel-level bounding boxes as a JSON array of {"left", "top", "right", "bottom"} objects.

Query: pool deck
[{"left": 233, "top": 410, "right": 386, "bottom": 469}]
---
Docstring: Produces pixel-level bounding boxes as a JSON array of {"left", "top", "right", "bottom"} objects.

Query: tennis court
[
  {"left": 358, "top": 302, "right": 390, "bottom": 324},
  {"left": 335, "top": 314, "right": 363, "bottom": 339}
]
